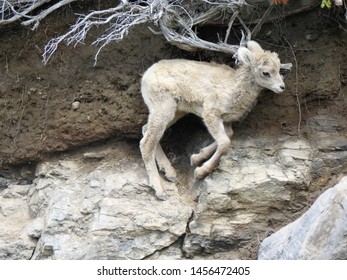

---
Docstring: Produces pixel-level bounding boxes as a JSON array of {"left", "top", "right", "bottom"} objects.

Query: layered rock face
[
  {"left": 1, "top": 142, "right": 193, "bottom": 260},
  {"left": 2, "top": 135, "right": 337, "bottom": 260},
  {"left": 30, "top": 172, "right": 191, "bottom": 259},
  {"left": 183, "top": 138, "right": 313, "bottom": 258}
]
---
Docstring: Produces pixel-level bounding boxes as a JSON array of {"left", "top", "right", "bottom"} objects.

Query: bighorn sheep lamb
[{"left": 140, "top": 40, "right": 291, "bottom": 200}]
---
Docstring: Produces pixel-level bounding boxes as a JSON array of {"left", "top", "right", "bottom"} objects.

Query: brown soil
[
  {"left": 1, "top": 6, "right": 346, "bottom": 168},
  {"left": 0, "top": 6, "right": 181, "bottom": 166}
]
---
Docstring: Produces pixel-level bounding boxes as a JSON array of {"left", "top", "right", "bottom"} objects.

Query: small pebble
[{"left": 72, "top": 101, "right": 80, "bottom": 110}]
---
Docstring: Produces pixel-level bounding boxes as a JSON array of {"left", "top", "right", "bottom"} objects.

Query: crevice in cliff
[
  {"left": 142, "top": 235, "right": 187, "bottom": 260},
  {"left": 29, "top": 241, "right": 38, "bottom": 260}
]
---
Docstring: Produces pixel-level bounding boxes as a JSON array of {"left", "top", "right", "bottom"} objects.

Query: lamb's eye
[{"left": 262, "top": 71, "right": 270, "bottom": 77}]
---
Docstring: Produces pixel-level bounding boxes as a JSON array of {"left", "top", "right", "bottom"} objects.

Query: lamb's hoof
[
  {"left": 190, "top": 154, "right": 200, "bottom": 166},
  {"left": 160, "top": 166, "right": 177, "bottom": 182},
  {"left": 156, "top": 191, "right": 169, "bottom": 201},
  {"left": 164, "top": 168, "right": 177, "bottom": 182},
  {"left": 166, "top": 176, "right": 177, "bottom": 183},
  {"left": 141, "top": 182, "right": 169, "bottom": 201},
  {"left": 194, "top": 166, "right": 210, "bottom": 180}
]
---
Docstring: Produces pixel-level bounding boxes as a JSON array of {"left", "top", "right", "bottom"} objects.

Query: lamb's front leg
[
  {"left": 194, "top": 116, "right": 231, "bottom": 180},
  {"left": 190, "top": 142, "right": 217, "bottom": 166},
  {"left": 191, "top": 122, "right": 233, "bottom": 167}
]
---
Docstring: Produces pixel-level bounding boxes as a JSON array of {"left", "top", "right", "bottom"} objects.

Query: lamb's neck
[
  {"left": 222, "top": 67, "right": 263, "bottom": 122},
  {"left": 236, "top": 66, "right": 262, "bottom": 99}
]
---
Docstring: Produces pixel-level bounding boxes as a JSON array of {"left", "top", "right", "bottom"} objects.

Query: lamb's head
[{"left": 237, "top": 41, "right": 286, "bottom": 94}]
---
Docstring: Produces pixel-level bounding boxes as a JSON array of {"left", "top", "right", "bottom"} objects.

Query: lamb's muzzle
[{"left": 140, "top": 40, "right": 292, "bottom": 200}]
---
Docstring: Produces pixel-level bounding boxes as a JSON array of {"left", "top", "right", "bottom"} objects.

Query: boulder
[{"left": 258, "top": 176, "right": 347, "bottom": 260}]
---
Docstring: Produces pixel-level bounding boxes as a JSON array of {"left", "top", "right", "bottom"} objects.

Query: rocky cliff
[{"left": 1, "top": 130, "right": 346, "bottom": 259}]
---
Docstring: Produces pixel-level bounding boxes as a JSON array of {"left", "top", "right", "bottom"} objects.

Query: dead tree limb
[
  {"left": 1, "top": 0, "right": 317, "bottom": 66},
  {"left": 40, "top": 0, "right": 249, "bottom": 64},
  {"left": 0, "top": 0, "right": 78, "bottom": 28}
]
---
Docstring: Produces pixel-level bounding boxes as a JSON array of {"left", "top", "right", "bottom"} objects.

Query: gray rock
[
  {"left": 1, "top": 184, "right": 30, "bottom": 198},
  {"left": 258, "top": 176, "right": 347, "bottom": 260},
  {"left": 71, "top": 101, "right": 80, "bottom": 110},
  {"left": 27, "top": 218, "right": 44, "bottom": 239},
  {"left": 316, "top": 137, "right": 347, "bottom": 152},
  {"left": 0, "top": 194, "right": 37, "bottom": 259},
  {"left": 314, "top": 137, "right": 347, "bottom": 172},
  {"left": 308, "top": 115, "right": 343, "bottom": 132},
  {"left": 29, "top": 156, "right": 192, "bottom": 260},
  {"left": 183, "top": 137, "right": 313, "bottom": 257},
  {"left": 321, "top": 151, "right": 347, "bottom": 167},
  {"left": 1, "top": 135, "right": 339, "bottom": 260},
  {"left": 0, "top": 178, "right": 7, "bottom": 189},
  {"left": 83, "top": 151, "right": 108, "bottom": 160},
  {"left": 145, "top": 242, "right": 184, "bottom": 260}
]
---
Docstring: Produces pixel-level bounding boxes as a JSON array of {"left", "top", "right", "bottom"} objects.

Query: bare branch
[
  {"left": 158, "top": 1, "right": 248, "bottom": 54},
  {"left": 41, "top": 0, "right": 250, "bottom": 64},
  {"left": 43, "top": 0, "right": 157, "bottom": 64},
  {"left": 1, "top": 1, "right": 253, "bottom": 64},
  {"left": 22, "top": 0, "right": 77, "bottom": 30},
  {"left": 0, "top": 0, "right": 77, "bottom": 28},
  {"left": 251, "top": 3, "right": 273, "bottom": 37},
  {"left": 224, "top": 11, "right": 239, "bottom": 43}
]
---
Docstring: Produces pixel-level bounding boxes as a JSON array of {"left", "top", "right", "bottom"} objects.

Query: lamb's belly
[
  {"left": 221, "top": 112, "right": 240, "bottom": 123},
  {"left": 177, "top": 102, "right": 203, "bottom": 117}
]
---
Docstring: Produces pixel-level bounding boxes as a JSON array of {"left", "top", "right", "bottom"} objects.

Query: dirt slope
[{"left": 0, "top": 6, "right": 346, "bottom": 171}]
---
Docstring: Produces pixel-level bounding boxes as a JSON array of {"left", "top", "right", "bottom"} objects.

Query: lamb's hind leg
[
  {"left": 155, "top": 144, "right": 177, "bottom": 182},
  {"left": 156, "top": 112, "right": 186, "bottom": 181},
  {"left": 194, "top": 117, "right": 231, "bottom": 180},
  {"left": 140, "top": 101, "right": 176, "bottom": 200},
  {"left": 142, "top": 112, "right": 185, "bottom": 182},
  {"left": 142, "top": 124, "right": 176, "bottom": 181},
  {"left": 191, "top": 122, "right": 233, "bottom": 167}
]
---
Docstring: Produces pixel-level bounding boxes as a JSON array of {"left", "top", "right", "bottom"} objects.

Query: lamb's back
[{"left": 141, "top": 59, "right": 236, "bottom": 103}]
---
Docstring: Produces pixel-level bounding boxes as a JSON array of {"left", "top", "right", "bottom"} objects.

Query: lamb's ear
[
  {"left": 247, "top": 40, "right": 263, "bottom": 53},
  {"left": 280, "top": 63, "right": 293, "bottom": 71},
  {"left": 236, "top": 47, "right": 253, "bottom": 66}
]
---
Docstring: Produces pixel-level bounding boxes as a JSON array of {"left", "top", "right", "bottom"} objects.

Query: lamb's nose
[{"left": 280, "top": 85, "right": 285, "bottom": 90}]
